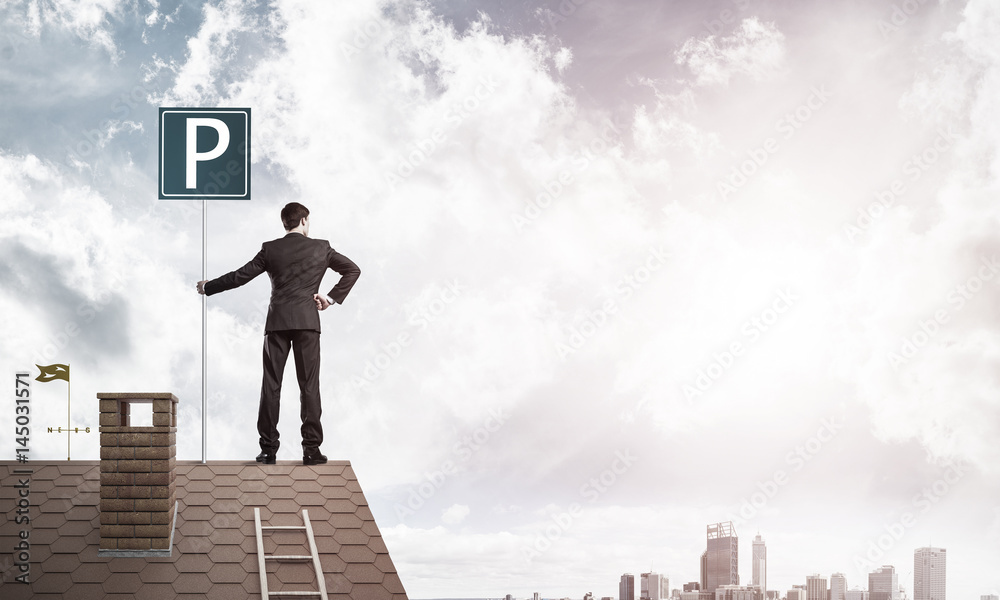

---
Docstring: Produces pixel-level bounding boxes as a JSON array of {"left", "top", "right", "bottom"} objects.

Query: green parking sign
[{"left": 159, "top": 107, "right": 251, "bottom": 199}]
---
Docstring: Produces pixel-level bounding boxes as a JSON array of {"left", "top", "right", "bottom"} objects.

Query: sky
[{"left": 1, "top": 0, "right": 999, "bottom": 598}]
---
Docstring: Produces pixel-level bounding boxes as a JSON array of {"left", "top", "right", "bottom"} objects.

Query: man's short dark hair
[{"left": 281, "top": 202, "right": 310, "bottom": 230}]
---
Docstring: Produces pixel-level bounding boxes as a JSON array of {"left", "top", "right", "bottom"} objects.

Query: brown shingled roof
[{"left": 0, "top": 460, "right": 408, "bottom": 600}]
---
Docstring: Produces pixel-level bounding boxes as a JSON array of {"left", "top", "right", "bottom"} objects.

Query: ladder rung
[{"left": 255, "top": 507, "right": 328, "bottom": 600}]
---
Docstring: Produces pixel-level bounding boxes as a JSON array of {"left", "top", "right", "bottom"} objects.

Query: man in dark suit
[{"left": 196, "top": 202, "right": 360, "bottom": 465}]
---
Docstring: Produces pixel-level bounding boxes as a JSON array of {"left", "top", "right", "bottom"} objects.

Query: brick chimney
[{"left": 98, "top": 392, "right": 178, "bottom": 555}]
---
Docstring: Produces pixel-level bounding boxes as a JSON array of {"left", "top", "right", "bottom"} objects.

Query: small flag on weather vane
[{"left": 36, "top": 364, "right": 70, "bottom": 383}]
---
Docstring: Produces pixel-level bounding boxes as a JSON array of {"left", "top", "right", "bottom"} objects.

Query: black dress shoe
[
  {"left": 256, "top": 451, "right": 276, "bottom": 464},
  {"left": 302, "top": 451, "right": 327, "bottom": 465}
]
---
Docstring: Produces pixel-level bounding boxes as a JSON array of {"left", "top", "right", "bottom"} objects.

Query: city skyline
[{"left": 589, "top": 526, "right": 974, "bottom": 600}]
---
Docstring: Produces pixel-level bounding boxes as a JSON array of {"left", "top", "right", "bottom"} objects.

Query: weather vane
[{"left": 36, "top": 363, "right": 90, "bottom": 460}]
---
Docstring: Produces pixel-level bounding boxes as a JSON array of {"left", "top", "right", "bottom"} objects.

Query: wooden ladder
[{"left": 254, "top": 507, "right": 329, "bottom": 599}]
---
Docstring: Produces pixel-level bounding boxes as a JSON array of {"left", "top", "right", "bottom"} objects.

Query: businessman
[{"left": 197, "top": 202, "right": 360, "bottom": 465}]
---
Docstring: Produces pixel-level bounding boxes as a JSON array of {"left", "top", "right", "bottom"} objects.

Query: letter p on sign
[{"left": 159, "top": 107, "right": 251, "bottom": 199}]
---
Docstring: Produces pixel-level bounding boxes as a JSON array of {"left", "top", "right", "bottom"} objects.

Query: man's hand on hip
[
  {"left": 314, "top": 294, "right": 332, "bottom": 311},
  {"left": 196, "top": 280, "right": 208, "bottom": 295}
]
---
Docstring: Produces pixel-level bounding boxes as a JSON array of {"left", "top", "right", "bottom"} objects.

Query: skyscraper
[
  {"left": 914, "top": 547, "right": 946, "bottom": 600},
  {"left": 622, "top": 574, "right": 636, "bottom": 600},
  {"left": 706, "top": 521, "right": 739, "bottom": 593},
  {"left": 830, "top": 573, "right": 847, "bottom": 600},
  {"left": 869, "top": 566, "right": 899, "bottom": 600},
  {"left": 752, "top": 534, "right": 766, "bottom": 596},
  {"left": 701, "top": 551, "right": 708, "bottom": 590},
  {"left": 806, "top": 574, "right": 828, "bottom": 600},
  {"left": 642, "top": 573, "right": 670, "bottom": 600}
]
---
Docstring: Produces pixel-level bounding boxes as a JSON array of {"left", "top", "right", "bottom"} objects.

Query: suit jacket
[{"left": 204, "top": 232, "right": 360, "bottom": 333}]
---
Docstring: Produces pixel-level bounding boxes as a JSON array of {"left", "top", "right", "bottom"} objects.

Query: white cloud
[
  {"left": 4, "top": 0, "right": 129, "bottom": 59},
  {"left": 441, "top": 503, "right": 470, "bottom": 525},
  {"left": 157, "top": 0, "right": 261, "bottom": 105},
  {"left": 675, "top": 17, "right": 786, "bottom": 86},
  {"left": 554, "top": 46, "right": 573, "bottom": 72},
  {"left": 143, "top": 0, "right": 158, "bottom": 27},
  {"left": 631, "top": 84, "right": 719, "bottom": 158},
  {"left": 830, "top": 0, "right": 1000, "bottom": 473}
]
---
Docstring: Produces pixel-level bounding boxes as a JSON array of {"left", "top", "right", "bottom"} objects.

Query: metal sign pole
[
  {"left": 66, "top": 371, "right": 70, "bottom": 460},
  {"left": 202, "top": 198, "right": 207, "bottom": 464},
  {"left": 159, "top": 107, "right": 249, "bottom": 464}
]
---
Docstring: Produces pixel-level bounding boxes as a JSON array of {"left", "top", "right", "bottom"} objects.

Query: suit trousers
[{"left": 258, "top": 329, "right": 323, "bottom": 454}]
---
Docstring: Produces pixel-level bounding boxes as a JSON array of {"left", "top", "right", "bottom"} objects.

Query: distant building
[
  {"left": 706, "top": 522, "right": 739, "bottom": 593},
  {"left": 682, "top": 584, "right": 712, "bottom": 600},
  {"left": 869, "top": 566, "right": 898, "bottom": 600},
  {"left": 807, "top": 575, "right": 828, "bottom": 600},
  {"left": 847, "top": 589, "right": 869, "bottom": 600},
  {"left": 506, "top": 595, "right": 514, "bottom": 600},
  {"left": 585, "top": 593, "right": 594, "bottom": 600},
  {"left": 981, "top": 596, "right": 999, "bottom": 600},
  {"left": 752, "top": 534, "right": 767, "bottom": 597},
  {"left": 702, "top": 551, "right": 709, "bottom": 590},
  {"left": 716, "top": 585, "right": 756, "bottom": 600},
  {"left": 535, "top": 594, "right": 540, "bottom": 600},
  {"left": 622, "top": 574, "right": 636, "bottom": 600},
  {"left": 642, "top": 573, "right": 670, "bottom": 600},
  {"left": 789, "top": 585, "right": 807, "bottom": 600},
  {"left": 914, "top": 547, "right": 946, "bottom": 600},
  {"left": 830, "top": 574, "right": 847, "bottom": 600}
]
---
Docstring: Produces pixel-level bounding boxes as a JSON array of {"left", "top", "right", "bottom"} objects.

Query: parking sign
[{"left": 159, "top": 107, "right": 251, "bottom": 199}]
